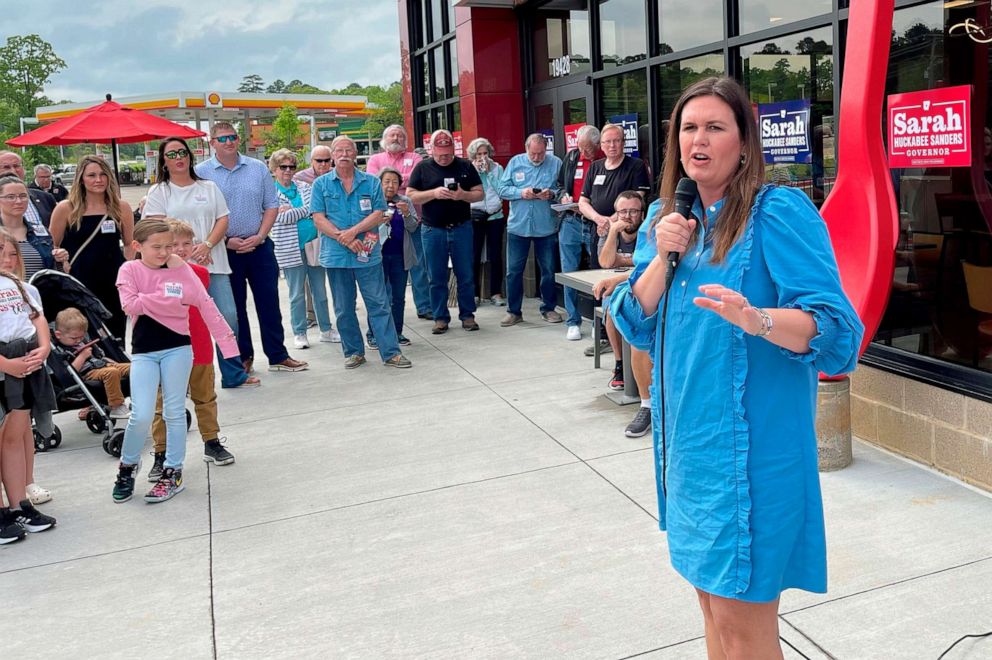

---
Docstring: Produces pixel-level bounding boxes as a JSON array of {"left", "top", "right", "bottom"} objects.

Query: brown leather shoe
[
  {"left": 461, "top": 317, "right": 480, "bottom": 331},
  {"left": 268, "top": 357, "right": 309, "bottom": 372},
  {"left": 432, "top": 321, "right": 449, "bottom": 335}
]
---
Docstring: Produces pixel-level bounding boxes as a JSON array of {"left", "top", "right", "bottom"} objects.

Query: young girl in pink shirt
[{"left": 112, "top": 219, "right": 239, "bottom": 504}]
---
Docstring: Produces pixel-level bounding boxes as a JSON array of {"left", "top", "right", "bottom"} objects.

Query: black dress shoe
[{"left": 418, "top": 311, "right": 434, "bottom": 320}]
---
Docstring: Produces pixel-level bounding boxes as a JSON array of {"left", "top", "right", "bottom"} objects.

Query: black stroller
[{"left": 30, "top": 269, "right": 189, "bottom": 457}]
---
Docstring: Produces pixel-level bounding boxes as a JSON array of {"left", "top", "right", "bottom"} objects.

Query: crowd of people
[{"left": 0, "top": 75, "right": 863, "bottom": 660}]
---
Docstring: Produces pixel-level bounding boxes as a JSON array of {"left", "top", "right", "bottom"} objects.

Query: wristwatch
[{"left": 204, "top": 239, "right": 214, "bottom": 249}]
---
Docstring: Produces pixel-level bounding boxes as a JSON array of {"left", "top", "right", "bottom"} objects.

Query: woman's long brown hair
[
  {"left": 654, "top": 76, "right": 765, "bottom": 264},
  {"left": 65, "top": 155, "right": 124, "bottom": 231}
]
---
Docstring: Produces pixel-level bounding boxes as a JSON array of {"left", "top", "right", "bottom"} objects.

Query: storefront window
[
  {"left": 741, "top": 26, "right": 834, "bottom": 207},
  {"left": 430, "top": 0, "right": 445, "bottom": 42},
  {"left": 658, "top": 0, "right": 723, "bottom": 53},
  {"left": 433, "top": 47, "right": 447, "bottom": 102},
  {"left": 738, "top": 0, "right": 831, "bottom": 36},
  {"left": 599, "top": 0, "right": 647, "bottom": 69},
  {"left": 531, "top": 3, "right": 591, "bottom": 84},
  {"left": 452, "top": 103, "right": 461, "bottom": 132},
  {"left": 875, "top": 0, "right": 992, "bottom": 375},
  {"left": 599, "top": 71, "right": 649, "bottom": 159},
  {"left": 564, "top": 97, "right": 587, "bottom": 126},
  {"left": 419, "top": 0, "right": 429, "bottom": 48},
  {"left": 653, "top": 53, "right": 724, "bottom": 167},
  {"left": 449, "top": 42, "right": 459, "bottom": 97}
]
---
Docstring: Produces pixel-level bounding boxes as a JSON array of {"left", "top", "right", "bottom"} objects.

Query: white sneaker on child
[
  {"left": 320, "top": 328, "right": 342, "bottom": 343},
  {"left": 109, "top": 404, "right": 131, "bottom": 419}
]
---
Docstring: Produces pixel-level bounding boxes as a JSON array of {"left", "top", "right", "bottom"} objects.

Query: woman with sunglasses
[
  {"left": 268, "top": 148, "right": 334, "bottom": 349},
  {"left": 50, "top": 155, "right": 134, "bottom": 339},
  {"left": 142, "top": 137, "right": 260, "bottom": 388}
]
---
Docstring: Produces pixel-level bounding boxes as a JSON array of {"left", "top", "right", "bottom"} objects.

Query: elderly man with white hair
[
  {"left": 406, "top": 129, "right": 484, "bottom": 334},
  {"left": 497, "top": 133, "right": 563, "bottom": 327},
  {"left": 293, "top": 145, "right": 333, "bottom": 185},
  {"left": 311, "top": 135, "right": 411, "bottom": 369},
  {"left": 366, "top": 124, "right": 432, "bottom": 319},
  {"left": 29, "top": 164, "right": 68, "bottom": 202}
]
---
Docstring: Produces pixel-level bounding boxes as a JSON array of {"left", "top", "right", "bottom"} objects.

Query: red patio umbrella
[{"left": 7, "top": 94, "right": 206, "bottom": 177}]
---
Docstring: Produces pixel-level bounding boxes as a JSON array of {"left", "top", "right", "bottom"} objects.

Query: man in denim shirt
[
  {"left": 497, "top": 134, "right": 563, "bottom": 327},
  {"left": 195, "top": 122, "right": 307, "bottom": 374},
  {"left": 312, "top": 136, "right": 411, "bottom": 369}
]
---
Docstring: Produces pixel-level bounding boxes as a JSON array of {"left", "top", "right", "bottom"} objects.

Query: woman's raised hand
[
  {"left": 693, "top": 284, "right": 763, "bottom": 335},
  {"left": 656, "top": 211, "right": 697, "bottom": 258}
]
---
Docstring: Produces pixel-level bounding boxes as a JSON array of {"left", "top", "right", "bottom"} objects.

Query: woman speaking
[{"left": 610, "top": 76, "right": 863, "bottom": 658}]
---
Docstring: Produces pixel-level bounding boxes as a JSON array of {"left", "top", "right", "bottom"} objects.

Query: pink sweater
[{"left": 116, "top": 259, "right": 239, "bottom": 359}]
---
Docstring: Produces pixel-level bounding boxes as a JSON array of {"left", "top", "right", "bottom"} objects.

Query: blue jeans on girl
[{"left": 120, "top": 346, "right": 193, "bottom": 470}]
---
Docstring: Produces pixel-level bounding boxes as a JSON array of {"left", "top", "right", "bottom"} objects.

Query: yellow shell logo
[{"left": 207, "top": 93, "right": 221, "bottom": 105}]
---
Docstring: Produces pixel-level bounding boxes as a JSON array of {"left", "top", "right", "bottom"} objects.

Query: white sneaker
[
  {"left": 294, "top": 334, "right": 310, "bottom": 349},
  {"left": 109, "top": 404, "right": 131, "bottom": 419},
  {"left": 26, "top": 483, "right": 52, "bottom": 505},
  {"left": 320, "top": 328, "right": 342, "bottom": 343},
  {"left": 566, "top": 325, "right": 582, "bottom": 341}
]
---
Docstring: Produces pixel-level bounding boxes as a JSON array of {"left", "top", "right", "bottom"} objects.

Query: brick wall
[{"left": 850, "top": 366, "right": 992, "bottom": 491}]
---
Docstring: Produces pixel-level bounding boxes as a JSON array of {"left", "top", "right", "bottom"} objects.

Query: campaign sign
[
  {"left": 564, "top": 122, "right": 585, "bottom": 151},
  {"left": 759, "top": 100, "right": 812, "bottom": 164},
  {"left": 422, "top": 133, "right": 432, "bottom": 156},
  {"left": 453, "top": 131, "right": 464, "bottom": 157},
  {"left": 540, "top": 128, "right": 555, "bottom": 154},
  {"left": 887, "top": 85, "right": 971, "bottom": 168},
  {"left": 609, "top": 114, "right": 639, "bottom": 158}
]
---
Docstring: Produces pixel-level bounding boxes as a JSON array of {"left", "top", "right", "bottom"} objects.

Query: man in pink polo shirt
[{"left": 366, "top": 124, "right": 432, "bottom": 318}]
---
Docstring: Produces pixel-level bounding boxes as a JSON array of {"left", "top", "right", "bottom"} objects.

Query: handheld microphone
[{"left": 669, "top": 177, "right": 698, "bottom": 270}]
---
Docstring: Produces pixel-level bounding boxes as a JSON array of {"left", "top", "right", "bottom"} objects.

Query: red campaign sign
[
  {"left": 564, "top": 123, "right": 585, "bottom": 151},
  {"left": 453, "top": 131, "right": 464, "bottom": 157},
  {"left": 887, "top": 85, "right": 971, "bottom": 168},
  {"left": 421, "top": 133, "right": 432, "bottom": 156}
]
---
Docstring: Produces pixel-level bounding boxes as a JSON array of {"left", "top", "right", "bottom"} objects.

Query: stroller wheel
[
  {"left": 86, "top": 409, "right": 108, "bottom": 434},
  {"left": 104, "top": 429, "right": 125, "bottom": 458},
  {"left": 33, "top": 429, "right": 48, "bottom": 453},
  {"left": 49, "top": 426, "right": 62, "bottom": 449},
  {"left": 186, "top": 409, "right": 192, "bottom": 431}
]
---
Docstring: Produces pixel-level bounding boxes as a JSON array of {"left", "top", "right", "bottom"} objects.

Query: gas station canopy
[{"left": 34, "top": 91, "right": 373, "bottom": 125}]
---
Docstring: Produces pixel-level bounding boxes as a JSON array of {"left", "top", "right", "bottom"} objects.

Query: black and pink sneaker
[{"left": 145, "top": 468, "right": 185, "bottom": 504}]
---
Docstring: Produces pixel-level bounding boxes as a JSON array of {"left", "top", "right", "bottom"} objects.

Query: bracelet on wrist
[{"left": 754, "top": 307, "right": 773, "bottom": 337}]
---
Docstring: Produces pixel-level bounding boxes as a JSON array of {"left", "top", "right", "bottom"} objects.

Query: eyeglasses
[
  {"left": 0, "top": 194, "right": 29, "bottom": 202},
  {"left": 313, "top": 158, "right": 332, "bottom": 164},
  {"left": 164, "top": 149, "right": 190, "bottom": 159},
  {"left": 214, "top": 135, "right": 238, "bottom": 144},
  {"left": 278, "top": 164, "right": 297, "bottom": 171},
  {"left": 617, "top": 209, "right": 643, "bottom": 217}
]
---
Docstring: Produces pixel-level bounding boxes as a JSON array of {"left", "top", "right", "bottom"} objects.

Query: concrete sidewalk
[{"left": 3, "top": 291, "right": 992, "bottom": 659}]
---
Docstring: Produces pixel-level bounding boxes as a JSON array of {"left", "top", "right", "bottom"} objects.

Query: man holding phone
[
  {"left": 496, "top": 134, "right": 563, "bottom": 327},
  {"left": 406, "top": 130, "right": 484, "bottom": 334}
]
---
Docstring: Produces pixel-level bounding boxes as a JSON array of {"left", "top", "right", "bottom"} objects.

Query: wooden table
[{"left": 555, "top": 268, "right": 639, "bottom": 406}]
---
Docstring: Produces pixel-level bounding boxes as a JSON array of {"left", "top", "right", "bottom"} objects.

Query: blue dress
[{"left": 611, "top": 185, "right": 863, "bottom": 602}]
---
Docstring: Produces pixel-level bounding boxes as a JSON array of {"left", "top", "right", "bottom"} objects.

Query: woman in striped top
[
  {"left": 0, "top": 176, "right": 66, "bottom": 279},
  {"left": 269, "top": 149, "right": 335, "bottom": 349}
]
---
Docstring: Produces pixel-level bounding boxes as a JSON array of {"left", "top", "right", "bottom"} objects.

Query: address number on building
[{"left": 550, "top": 55, "right": 571, "bottom": 78}]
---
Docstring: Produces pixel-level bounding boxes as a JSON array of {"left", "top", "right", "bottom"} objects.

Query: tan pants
[
  {"left": 152, "top": 363, "right": 219, "bottom": 453},
  {"left": 84, "top": 363, "right": 131, "bottom": 407}
]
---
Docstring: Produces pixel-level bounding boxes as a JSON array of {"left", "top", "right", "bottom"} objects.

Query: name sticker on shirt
[
  {"left": 404, "top": 158, "right": 413, "bottom": 167},
  {"left": 574, "top": 169, "right": 584, "bottom": 179},
  {"left": 164, "top": 282, "right": 183, "bottom": 298},
  {"left": 443, "top": 177, "right": 456, "bottom": 188},
  {"left": 514, "top": 171, "right": 526, "bottom": 183},
  {"left": 593, "top": 174, "right": 606, "bottom": 186},
  {"left": 359, "top": 197, "right": 372, "bottom": 212},
  {"left": 100, "top": 219, "right": 117, "bottom": 234},
  {"left": 194, "top": 194, "right": 208, "bottom": 205}
]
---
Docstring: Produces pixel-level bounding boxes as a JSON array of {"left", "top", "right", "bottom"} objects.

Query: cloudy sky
[{"left": 7, "top": 0, "right": 403, "bottom": 104}]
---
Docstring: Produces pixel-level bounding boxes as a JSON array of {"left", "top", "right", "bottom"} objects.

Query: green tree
[
  {"left": 267, "top": 79, "right": 287, "bottom": 94},
  {"left": 238, "top": 74, "right": 265, "bottom": 93},
  {"left": 362, "top": 82, "right": 404, "bottom": 137},
  {"left": 265, "top": 104, "right": 305, "bottom": 154},
  {"left": 0, "top": 35, "right": 66, "bottom": 171}
]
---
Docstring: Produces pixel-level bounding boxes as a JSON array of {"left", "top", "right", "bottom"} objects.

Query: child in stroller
[{"left": 52, "top": 307, "right": 131, "bottom": 420}]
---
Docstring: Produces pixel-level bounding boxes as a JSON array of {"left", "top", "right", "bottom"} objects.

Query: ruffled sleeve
[
  {"left": 758, "top": 186, "right": 864, "bottom": 376},
  {"left": 609, "top": 208, "right": 661, "bottom": 353}
]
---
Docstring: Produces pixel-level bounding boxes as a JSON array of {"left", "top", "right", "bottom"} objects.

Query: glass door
[{"left": 529, "top": 80, "right": 593, "bottom": 158}]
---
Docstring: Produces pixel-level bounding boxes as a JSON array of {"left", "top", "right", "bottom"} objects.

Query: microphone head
[{"left": 674, "top": 177, "right": 697, "bottom": 203}]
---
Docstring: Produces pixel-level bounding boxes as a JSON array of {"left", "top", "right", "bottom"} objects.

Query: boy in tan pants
[
  {"left": 53, "top": 308, "right": 131, "bottom": 419},
  {"left": 147, "top": 219, "right": 235, "bottom": 482}
]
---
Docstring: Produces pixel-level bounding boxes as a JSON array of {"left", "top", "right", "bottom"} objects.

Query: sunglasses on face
[
  {"left": 278, "top": 164, "right": 297, "bottom": 171},
  {"left": 165, "top": 149, "right": 190, "bottom": 159},
  {"left": 313, "top": 158, "right": 332, "bottom": 164},
  {"left": 214, "top": 134, "right": 238, "bottom": 144}
]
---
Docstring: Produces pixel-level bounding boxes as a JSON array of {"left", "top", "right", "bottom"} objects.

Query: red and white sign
[
  {"left": 564, "top": 123, "right": 585, "bottom": 152},
  {"left": 453, "top": 131, "right": 464, "bottom": 157},
  {"left": 887, "top": 85, "right": 971, "bottom": 168},
  {"left": 422, "top": 133, "right": 432, "bottom": 156}
]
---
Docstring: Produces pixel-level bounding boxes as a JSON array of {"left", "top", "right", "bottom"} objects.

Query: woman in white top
[{"left": 141, "top": 137, "right": 259, "bottom": 388}]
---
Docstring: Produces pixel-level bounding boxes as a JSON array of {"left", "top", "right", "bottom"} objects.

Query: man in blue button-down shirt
[
  {"left": 497, "top": 134, "right": 564, "bottom": 326},
  {"left": 195, "top": 122, "right": 307, "bottom": 376},
  {"left": 312, "top": 136, "right": 411, "bottom": 369}
]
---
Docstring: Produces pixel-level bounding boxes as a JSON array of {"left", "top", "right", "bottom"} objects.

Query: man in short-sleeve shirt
[
  {"left": 578, "top": 123, "right": 651, "bottom": 234},
  {"left": 312, "top": 136, "right": 411, "bottom": 369},
  {"left": 195, "top": 122, "right": 307, "bottom": 373},
  {"left": 406, "top": 129, "right": 484, "bottom": 334}
]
